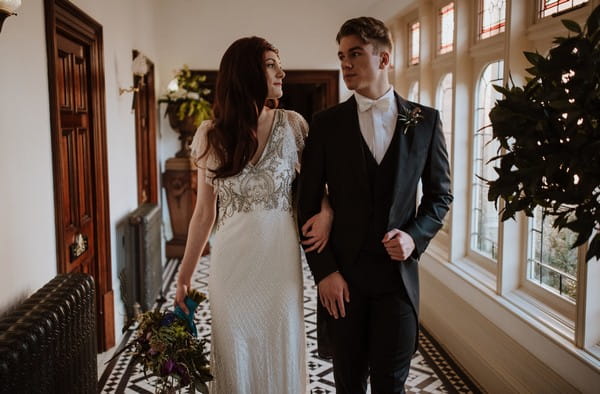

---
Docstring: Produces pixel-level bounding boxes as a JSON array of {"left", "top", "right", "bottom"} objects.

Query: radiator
[
  {"left": 119, "top": 203, "right": 163, "bottom": 318},
  {"left": 0, "top": 273, "right": 97, "bottom": 394}
]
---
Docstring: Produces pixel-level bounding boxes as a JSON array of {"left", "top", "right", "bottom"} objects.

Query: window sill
[
  {"left": 469, "top": 32, "right": 504, "bottom": 60},
  {"left": 421, "top": 250, "right": 600, "bottom": 369},
  {"left": 504, "top": 289, "right": 574, "bottom": 341}
]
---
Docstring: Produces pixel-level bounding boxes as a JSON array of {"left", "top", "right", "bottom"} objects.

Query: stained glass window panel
[
  {"left": 479, "top": 0, "right": 506, "bottom": 39},
  {"left": 539, "top": 0, "right": 588, "bottom": 18},
  {"left": 408, "top": 22, "right": 420, "bottom": 65},
  {"left": 439, "top": 3, "right": 454, "bottom": 54}
]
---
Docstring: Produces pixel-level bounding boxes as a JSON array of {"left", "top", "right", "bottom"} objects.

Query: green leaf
[
  {"left": 562, "top": 19, "right": 582, "bottom": 34},
  {"left": 586, "top": 3, "right": 600, "bottom": 36},
  {"left": 523, "top": 51, "right": 546, "bottom": 67}
]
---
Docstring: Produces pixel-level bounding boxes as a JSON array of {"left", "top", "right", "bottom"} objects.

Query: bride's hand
[
  {"left": 175, "top": 281, "right": 190, "bottom": 314},
  {"left": 301, "top": 205, "right": 333, "bottom": 253}
]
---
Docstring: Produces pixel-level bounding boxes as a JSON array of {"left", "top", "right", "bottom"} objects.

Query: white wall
[
  {"left": 0, "top": 0, "right": 161, "bottom": 345},
  {"left": 0, "top": 0, "right": 56, "bottom": 311}
]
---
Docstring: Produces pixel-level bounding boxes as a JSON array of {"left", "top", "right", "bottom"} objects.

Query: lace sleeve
[
  {"left": 285, "top": 110, "right": 309, "bottom": 172},
  {"left": 190, "top": 120, "right": 216, "bottom": 185}
]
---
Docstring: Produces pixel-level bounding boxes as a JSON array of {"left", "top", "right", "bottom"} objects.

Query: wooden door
[
  {"left": 45, "top": 0, "right": 114, "bottom": 351},
  {"left": 55, "top": 34, "right": 96, "bottom": 275},
  {"left": 134, "top": 51, "right": 158, "bottom": 205}
]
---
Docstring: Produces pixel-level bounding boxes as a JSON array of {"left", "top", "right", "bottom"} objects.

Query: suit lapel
[{"left": 388, "top": 92, "right": 414, "bottom": 227}]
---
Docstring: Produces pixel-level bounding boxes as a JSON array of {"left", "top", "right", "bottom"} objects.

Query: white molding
[{"left": 470, "top": 33, "right": 505, "bottom": 60}]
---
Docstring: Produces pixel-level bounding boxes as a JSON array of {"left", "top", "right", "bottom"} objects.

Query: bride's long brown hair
[{"left": 201, "top": 36, "right": 278, "bottom": 179}]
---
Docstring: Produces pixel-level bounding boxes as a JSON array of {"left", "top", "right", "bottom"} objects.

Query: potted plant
[
  {"left": 159, "top": 65, "right": 213, "bottom": 158},
  {"left": 486, "top": 5, "right": 600, "bottom": 262}
]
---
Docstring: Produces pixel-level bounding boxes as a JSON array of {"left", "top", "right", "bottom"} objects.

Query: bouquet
[{"left": 124, "top": 289, "right": 212, "bottom": 393}]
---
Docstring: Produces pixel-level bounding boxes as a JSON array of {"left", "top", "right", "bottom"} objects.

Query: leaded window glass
[
  {"left": 408, "top": 21, "right": 420, "bottom": 65},
  {"left": 539, "top": 0, "right": 588, "bottom": 18},
  {"left": 471, "top": 61, "right": 503, "bottom": 260},
  {"left": 437, "top": 73, "right": 453, "bottom": 234},
  {"left": 479, "top": 0, "right": 506, "bottom": 39},
  {"left": 528, "top": 208, "right": 578, "bottom": 301},
  {"left": 439, "top": 3, "right": 454, "bottom": 54}
]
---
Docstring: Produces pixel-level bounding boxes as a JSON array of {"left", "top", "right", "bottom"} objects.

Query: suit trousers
[{"left": 327, "top": 256, "right": 417, "bottom": 394}]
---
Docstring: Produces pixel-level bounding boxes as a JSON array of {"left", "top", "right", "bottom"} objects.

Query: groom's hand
[
  {"left": 318, "top": 272, "right": 350, "bottom": 319},
  {"left": 382, "top": 229, "right": 415, "bottom": 261}
]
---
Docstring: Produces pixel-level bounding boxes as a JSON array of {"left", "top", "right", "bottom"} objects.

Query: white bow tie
[{"left": 357, "top": 96, "right": 393, "bottom": 112}]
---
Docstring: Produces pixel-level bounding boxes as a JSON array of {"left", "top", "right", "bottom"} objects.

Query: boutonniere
[{"left": 398, "top": 106, "right": 423, "bottom": 135}]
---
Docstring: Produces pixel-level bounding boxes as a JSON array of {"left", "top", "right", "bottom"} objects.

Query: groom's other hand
[
  {"left": 318, "top": 272, "right": 350, "bottom": 319},
  {"left": 382, "top": 229, "right": 415, "bottom": 261}
]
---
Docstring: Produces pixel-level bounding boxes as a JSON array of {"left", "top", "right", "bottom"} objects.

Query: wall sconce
[
  {"left": 0, "top": 0, "right": 22, "bottom": 33},
  {"left": 119, "top": 52, "right": 149, "bottom": 95}
]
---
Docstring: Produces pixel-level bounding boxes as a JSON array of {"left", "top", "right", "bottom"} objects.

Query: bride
[{"left": 175, "top": 36, "right": 332, "bottom": 393}]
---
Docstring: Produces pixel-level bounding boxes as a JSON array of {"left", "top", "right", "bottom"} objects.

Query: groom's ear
[{"left": 379, "top": 50, "right": 391, "bottom": 69}]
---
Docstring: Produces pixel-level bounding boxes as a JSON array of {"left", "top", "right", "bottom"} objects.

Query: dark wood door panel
[
  {"left": 46, "top": 0, "right": 114, "bottom": 350},
  {"left": 57, "top": 33, "right": 96, "bottom": 276}
]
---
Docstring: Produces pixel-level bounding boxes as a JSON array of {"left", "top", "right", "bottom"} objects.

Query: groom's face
[{"left": 337, "top": 34, "right": 383, "bottom": 93}]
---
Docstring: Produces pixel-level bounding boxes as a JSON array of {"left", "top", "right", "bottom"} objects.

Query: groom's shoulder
[{"left": 405, "top": 98, "right": 437, "bottom": 116}]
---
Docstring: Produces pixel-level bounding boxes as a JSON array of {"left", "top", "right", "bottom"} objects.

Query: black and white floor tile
[{"left": 99, "top": 257, "right": 482, "bottom": 393}]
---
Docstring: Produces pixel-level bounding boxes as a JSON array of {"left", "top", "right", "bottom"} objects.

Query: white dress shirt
[{"left": 354, "top": 87, "right": 398, "bottom": 164}]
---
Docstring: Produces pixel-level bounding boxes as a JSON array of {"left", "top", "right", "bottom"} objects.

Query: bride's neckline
[{"left": 248, "top": 109, "right": 279, "bottom": 168}]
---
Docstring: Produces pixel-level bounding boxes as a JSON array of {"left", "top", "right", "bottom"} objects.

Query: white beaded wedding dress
[{"left": 190, "top": 109, "right": 308, "bottom": 394}]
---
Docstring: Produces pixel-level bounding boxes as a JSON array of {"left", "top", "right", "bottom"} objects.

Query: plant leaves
[{"left": 562, "top": 19, "right": 582, "bottom": 34}]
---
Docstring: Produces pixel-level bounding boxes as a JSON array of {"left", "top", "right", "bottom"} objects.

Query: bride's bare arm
[{"left": 175, "top": 165, "right": 217, "bottom": 313}]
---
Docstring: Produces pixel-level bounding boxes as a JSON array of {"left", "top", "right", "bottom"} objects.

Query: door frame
[
  {"left": 44, "top": 0, "right": 114, "bottom": 350},
  {"left": 133, "top": 50, "right": 158, "bottom": 205}
]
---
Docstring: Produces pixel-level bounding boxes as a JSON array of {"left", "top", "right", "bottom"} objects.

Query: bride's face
[{"left": 264, "top": 50, "right": 285, "bottom": 99}]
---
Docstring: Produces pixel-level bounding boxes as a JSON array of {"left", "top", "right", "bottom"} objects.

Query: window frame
[
  {"left": 537, "top": 0, "right": 590, "bottom": 20},
  {"left": 437, "top": 1, "right": 455, "bottom": 56},
  {"left": 477, "top": 0, "right": 507, "bottom": 40},
  {"left": 467, "top": 59, "right": 504, "bottom": 272},
  {"left": 408, "top": 19, "right": 421, "bottom": 66},
  {"left": 521, "top": 208, "right": 580, "bottom": 321}
]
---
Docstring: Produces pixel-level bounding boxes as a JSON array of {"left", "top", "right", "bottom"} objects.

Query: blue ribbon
[{"left": 173, "top": 296, "right": 199, "bottom": 337}]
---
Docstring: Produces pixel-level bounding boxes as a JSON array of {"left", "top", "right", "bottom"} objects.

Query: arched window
[
  {"left": 436, "top": 73, "right": 453, "bottom": 235},
  {"left": 436, "top": 73, "right": 453, "bottom": 164},
  {"left": 408, "top": 81, "right": 419, "bottom": 102},
  {"left": 471, "top": 60, "right": 503, "bottom": 261}
]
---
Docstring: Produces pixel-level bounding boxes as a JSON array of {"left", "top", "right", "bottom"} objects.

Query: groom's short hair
[{"left": 336, "top": 17, "right": 393, "bottom": 53}]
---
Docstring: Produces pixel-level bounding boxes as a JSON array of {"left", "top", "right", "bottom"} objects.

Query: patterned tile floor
[{"left": 99, "top": 256, "right": 482, "bottom": 393}]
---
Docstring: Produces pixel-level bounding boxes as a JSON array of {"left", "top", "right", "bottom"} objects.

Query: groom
[{"left": 298, "top": 16, "right": 452, "bottom": 393}]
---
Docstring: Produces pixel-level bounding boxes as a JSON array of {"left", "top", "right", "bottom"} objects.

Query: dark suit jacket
[{"left": 298, "top": 93, "right": 452, "bottom": 315}]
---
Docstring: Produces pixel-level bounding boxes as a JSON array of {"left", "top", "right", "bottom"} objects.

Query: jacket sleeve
[
  {"left": 297, "top": 115, "right": 339, "bottom": 284},
  {"left": 404, "top": 109, "right": 453, "bottom": 257}
]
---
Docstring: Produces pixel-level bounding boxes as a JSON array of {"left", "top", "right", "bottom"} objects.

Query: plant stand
[{"left": 163, "top": 107, "right": 210, "bottom": 259}]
